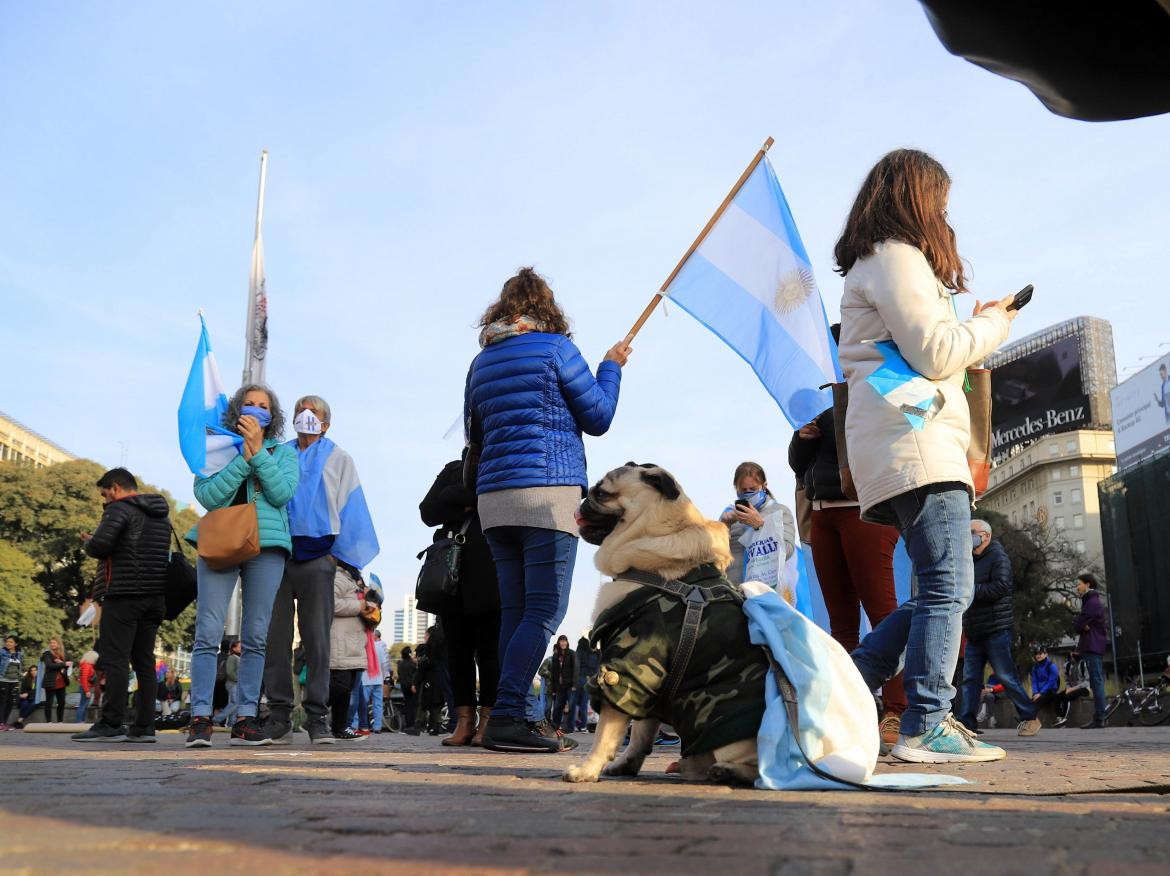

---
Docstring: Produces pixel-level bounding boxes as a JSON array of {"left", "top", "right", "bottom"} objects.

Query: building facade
[
  {"left": 391, "top": 595, "right": 436, "bottom": 646},
  {"left": 0, "top": 410, "right": 76, "bottom": 467}
]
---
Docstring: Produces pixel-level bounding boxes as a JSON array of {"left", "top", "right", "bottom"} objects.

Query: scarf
[{"left": 479, "top": 314, "right": 551, "bottom": 348}]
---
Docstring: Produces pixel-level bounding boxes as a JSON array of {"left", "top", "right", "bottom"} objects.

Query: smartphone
[
  {"left": 1007, "top": 284, "right": 1034, "bottom": 312},
  {"left": 734, "top": 499, "right": 751, "bottom": 510}
]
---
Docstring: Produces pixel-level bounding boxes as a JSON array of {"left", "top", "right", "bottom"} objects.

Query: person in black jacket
[
  {"left": 397, "top": 648, "right": 419, "bottom": 732},
  {"left": 956, "top": 520, "right": 1041, "bottom": 737},
  {"left": 72, "top": 468, "right": 172, "bottom": 743},
  {"left": 548, "top": 635, "right": 578, "bottom": 732},
  {"left": 419, "top": 457, "right": 501, "bottom": 747}
]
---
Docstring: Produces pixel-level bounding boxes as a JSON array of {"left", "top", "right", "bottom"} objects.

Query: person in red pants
[{"left": 789, "top": 331, "right": 905, "bottom": 752}]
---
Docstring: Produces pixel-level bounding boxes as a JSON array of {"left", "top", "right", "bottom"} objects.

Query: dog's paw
[
  {"left": 707, "top": 763, "right": 758, "bottom": 787},
  {"left": 562, "top": 764, "right": 600, "bottom": 784},
  {"left": 601, "top": 758, "right": 642, "bottom": 778}
]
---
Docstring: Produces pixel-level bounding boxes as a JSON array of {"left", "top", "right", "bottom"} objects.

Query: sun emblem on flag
[{"left": 774, "top": 268, "right": 816, "bottom": 315}]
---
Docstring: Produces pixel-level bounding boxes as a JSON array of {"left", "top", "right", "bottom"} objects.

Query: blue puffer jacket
[{"left": 466, "top": 332, "right": 621, "bottom": 493}]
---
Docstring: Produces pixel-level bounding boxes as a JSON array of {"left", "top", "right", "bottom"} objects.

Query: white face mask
[{"left": 294, "top": 409, "right": 323, "bottom": 435}]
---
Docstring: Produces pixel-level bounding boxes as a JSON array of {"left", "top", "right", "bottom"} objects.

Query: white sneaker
[{"left": 890, "top": 715, "right": 1007, "bottom": 764}]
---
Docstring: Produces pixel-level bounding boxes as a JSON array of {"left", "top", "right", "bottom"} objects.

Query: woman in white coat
[{"left": 835, "top": 149, "right": 1017, "bottom": 764}]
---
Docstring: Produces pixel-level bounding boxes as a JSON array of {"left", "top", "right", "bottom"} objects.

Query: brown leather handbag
[
  {"left": 197, "top": 480, "right": 260, "bottom": 571},
  {"left": 829, "top": 382, "right": 858, "bottom": 501},
  {"left": 965, "top": 368, "right": 993, "bottom": 498}
]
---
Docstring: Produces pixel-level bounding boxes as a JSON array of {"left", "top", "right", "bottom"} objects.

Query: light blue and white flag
[
  {"left": 866, "top": 340, "right": 939, "bottom": 431},
  {"left": 665, "top": 156, "right": 841, "bottom": 428},
  {"left": 286, "top": 436, "right": 380, "bottom": 570},
  {"left": 178, "top": 315, "right": 243, "bottom": 477}
]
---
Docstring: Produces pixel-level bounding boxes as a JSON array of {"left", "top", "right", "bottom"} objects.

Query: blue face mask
[
  {"left": 738, "top": 490, "right": 768, "bottom": 510},
  {"left": 241, "top": 404, "right": 272, "bottom": 428},
  {"left": 972, "top": 533, "right": 983, "bottom": 549}
]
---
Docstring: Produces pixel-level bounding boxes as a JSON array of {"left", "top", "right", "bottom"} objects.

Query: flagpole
[
  {"left": 242, "top": 149, "right": 269, "bottom": 385},
  {"left": 623, "top": 136, "right": 774, "bottom": 345}
]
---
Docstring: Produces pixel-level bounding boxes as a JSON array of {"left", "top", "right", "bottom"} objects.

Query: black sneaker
[
  {"left": 229, "top": 717, "right": 273, "bottom": 746},
  {"left": 306, "top": 718, "right": 336, "bottom": 745},
  {"left": 263, "top": 718, "right": 293, "bottom": 745},
  {"left": 531, "top": 719, "right": 579, "bottom": 751},
  {"left": 482, "top": 716, "right": 562, "bottom": 753},
  {"left": 125, "top": 725, "right": 157, "bottom": 743},
  {"left": 333, "top": 727, "right": 365, "bottom": 741},
  {"left": 71, "top": 723, "right": 127, "bottom": 743},
  {"left": 403, "top": 725, "right": 421, "bottom": 736},
  {"left": 1080, "top": 718, "right": 1106, "bottom": 729},
  {"left": 186, "top": 716, "right": 213, "bottom": 748}
]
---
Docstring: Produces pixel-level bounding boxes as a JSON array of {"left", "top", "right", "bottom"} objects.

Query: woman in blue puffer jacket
[{"left": 465, "top": 266, "right": 629, "bottom": 754}]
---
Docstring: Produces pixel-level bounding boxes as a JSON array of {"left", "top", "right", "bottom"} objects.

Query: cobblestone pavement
[{"left": 1, "top": 726, "right": 1168, "bottom": 874}]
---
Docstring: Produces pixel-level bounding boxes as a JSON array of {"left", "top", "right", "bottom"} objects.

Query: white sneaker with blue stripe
[{"left": 891, "top": 715, "right": 1007, "bottom": 763}]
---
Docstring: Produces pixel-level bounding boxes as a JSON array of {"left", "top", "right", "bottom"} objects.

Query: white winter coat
[
  {"left": 838, "top": 241, "right": 1011, "bottom": 522},
  {"left": 330, "top": 566, "right": 368, "bottom": 671}
]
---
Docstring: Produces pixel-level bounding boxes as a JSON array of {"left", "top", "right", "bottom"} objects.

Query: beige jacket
[
  {"left": 838, "top": 241, "right": 1011, "bottom": 521},
  {"left": 330, "top": 566, "right": 368, "bottom": 671}
]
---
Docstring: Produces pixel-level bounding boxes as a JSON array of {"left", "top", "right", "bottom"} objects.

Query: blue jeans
[
  {"left": 75, "top": 692, "right": 90, "bottom": 723},
  {"left": 958, "top": 630, "right": 1036, "bottom": 728},
  {"left": 572, "top": 685, "right": 590, "bottom": 729},
  {"left": 1084, "top": 652, "right": 1106, "bottom": 720},
  {"left": 485, "top": 527, "right": 578, "bottom": 721},
  {"left": 349, "top": 682, "right": 383, "bottom": 731},
  {"left": 190, "top": 549, "right": 286, "bottom": 719},
  {"left": 851, "top": 487, "right": 974, "bottom": 737}
]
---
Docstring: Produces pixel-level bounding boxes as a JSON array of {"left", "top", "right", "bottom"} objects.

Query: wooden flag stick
[{"left": 623, "top": 136, "right": 774, "bottom": 345}]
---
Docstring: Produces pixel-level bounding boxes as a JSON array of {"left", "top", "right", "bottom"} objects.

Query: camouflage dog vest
[{"left": 588, "top": 563, "right": 768, "bottom": 757}]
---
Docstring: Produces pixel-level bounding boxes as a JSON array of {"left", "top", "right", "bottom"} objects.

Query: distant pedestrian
[
  {"left": 186, "top": 385, "right": 298, "bottom": 749},
  {"left": 75, "top": 651, "right": 99, "bottom": 723},
  {"left": 1053, "top": 650, "right": 1090, "bottom": 727},
  {"left": 328, "top": 563, "right": 372, "bottom": 741},
  {"left": 40, "top": 638, "right": 71, "bottom": 724},
  {"left": 548, "top": 636, "right": 577, "bottom": 733},
  {"left": 398, "top": 648, "right": 418, "bottom": 733},
  {"left": 571, "top": 637, "right": 599, "bottom": 732},
  {"left": 1, "top": 635, "right": 23, "bottom": 730},
  {"left": 957, "top": 520, "right": 1041, "bottom": 737},
  {"left": 158, "top": 668, "right": 184, "bottom": 717},
  {"left": 1072, "top": 574, "right": 1108, "bottom": 729},
  {"left": 1029, "top": 647, "right": 1060, "bottom": 714},
  {"left": 717, "top": 462, "right": 796, "bottom": 593},
  {"left": 215, "top": 641, "right": 242, "bottom": 726},
  {"left": 414, "top": 637, "right": 445, "bottom": 735},
  {"left": 262, "top": 394, "right": 379, "bottom": 747},
  {"left": 16, "top": 666, "right": 39, "bottom": 728}
]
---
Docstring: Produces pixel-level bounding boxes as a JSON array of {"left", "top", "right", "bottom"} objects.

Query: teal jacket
[{"left": 190, "top": 438, "right": 300, "bottom": 554}]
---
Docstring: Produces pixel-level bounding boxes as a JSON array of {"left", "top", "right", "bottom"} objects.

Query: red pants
[{"left": 809, "top": 507, "right": 906, "bottom": 715}]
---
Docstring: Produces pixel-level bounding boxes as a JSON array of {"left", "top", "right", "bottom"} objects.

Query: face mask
[
  {"left": 294, "top": 409, "right": 323, "bottom": 435},
  {"left": 240, "top": 405, "right": 272, "bottom": 428},
  {"left": 738, "top": 490, "right": 768, "bottom": 510},
  {"left": 971, "top": 533, "right": 983, "bottom": 549}
]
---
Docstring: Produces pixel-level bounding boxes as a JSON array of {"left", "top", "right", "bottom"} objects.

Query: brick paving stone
[{"left": 0, "top": 726, "right": 1168, "bottom": 874}]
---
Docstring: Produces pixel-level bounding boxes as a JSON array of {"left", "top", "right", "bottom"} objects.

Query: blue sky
[{"left": 2, "top": 2, "right": 1167, "bottom": 645}]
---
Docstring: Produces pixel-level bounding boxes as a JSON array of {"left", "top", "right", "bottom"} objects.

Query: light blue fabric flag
[
  {"left": 286, "top": 436, "right": 380, "bottom": 570},
  {"left": 177, "top": 315, "right": 243, "bottom": 476},
  {"left": 665, "top": 156, "right": 841, "bottom": 428},
  {"left": 742, "top": 584, "right": 967, "bottom": 791},
  {"left": 865, "top": 340, "right": 939, "bottom": 431}
]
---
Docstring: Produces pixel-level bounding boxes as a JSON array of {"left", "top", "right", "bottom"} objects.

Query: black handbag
[
  {"left": 164, "top": 528, "right": 198, "bottom": 621},
  {"left": 414, "top": 517, "right": 472, "bottom": 614}
]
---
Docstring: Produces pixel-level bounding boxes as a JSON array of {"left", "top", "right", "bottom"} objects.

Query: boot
[
  {"left": 471, "top": 706, "right": 491, "bottom": 747},
  {"left": 441, "top": 706, "right": 476, "bottom": 746}
]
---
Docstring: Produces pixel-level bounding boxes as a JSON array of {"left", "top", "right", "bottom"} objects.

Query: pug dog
[{"left": 564, "top": 463, "right": 768, "bottom": 786}]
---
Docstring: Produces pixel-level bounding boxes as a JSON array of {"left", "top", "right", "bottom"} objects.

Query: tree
[
  {"left": 0, "top": 540, "right": 65, "bottom": 646},
  {"left": 978, "top": 509, "right": 1103, "bottom": 666}
]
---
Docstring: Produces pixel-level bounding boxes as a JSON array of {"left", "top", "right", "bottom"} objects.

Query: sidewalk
[{"left": 1, "top": 726, "right": 1168, "bottom": 874}]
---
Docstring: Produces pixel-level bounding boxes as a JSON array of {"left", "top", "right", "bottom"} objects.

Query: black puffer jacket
[
  {"left": 85, "top": 494, "right": 172, "bottom": 599},
  {"left": 787, "top": 409, "right": 848, "bottom": 502},
  {"left": 419, "top": 460, "right": 500, "bottom": 616},
  {"left": 963, "top": 539, "right": 1014, "bottom": 640}
]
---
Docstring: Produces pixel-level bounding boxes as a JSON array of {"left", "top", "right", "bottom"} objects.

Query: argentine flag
[
  {"left": 666, "top": 155, "right": 840, "bottom": 428},
  {"left": 287, "top": 437, "right": 380, "bottom": 570},
  {"left": 178, "top": 315, "right": 243, "bottom": 476}
]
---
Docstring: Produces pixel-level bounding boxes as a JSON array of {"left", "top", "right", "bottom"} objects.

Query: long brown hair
[
  {"left": 478, "top": 267, "right": 571, "bottom": 336},
  {"left": 733, "top": 461, "right": 773, "bottom": 499},
  {"left": 833, "top": 149, "right": 967, "bottom": 294}
]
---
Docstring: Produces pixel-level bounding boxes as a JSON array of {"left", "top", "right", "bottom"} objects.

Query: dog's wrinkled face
[{"left": 577, "top": 462, "right": 680, "bottom": 546}]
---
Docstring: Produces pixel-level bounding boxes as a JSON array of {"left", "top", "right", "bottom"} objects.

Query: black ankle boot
[{"left": 481, "top": 716, "right": 561, "bottom": 753}]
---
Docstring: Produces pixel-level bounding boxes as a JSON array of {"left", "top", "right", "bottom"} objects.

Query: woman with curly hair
[
  {"left": 465, "top": 267, "right": 630, "bottom": 753},
  {"left": 185, "top": 384, "right": 299, "bottom": 749}
]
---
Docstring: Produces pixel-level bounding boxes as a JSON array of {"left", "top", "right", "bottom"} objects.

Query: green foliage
[
  {"left": 978, "top": 509, "right": 1103, "bottom": 666},
  {"left": 0, "top": 540, "right": 64, "bottom": 646},
  {"left": 0, "top": 459, "right": 201, "bottom": 650}
]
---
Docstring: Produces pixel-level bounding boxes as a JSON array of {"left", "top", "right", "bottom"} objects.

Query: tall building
[
  {"left": 391, "top": 594, "right": 436, "bottom": 646},
  {"left": 0, "top": 410, "right": 76, "bottom": 467},
  {"left": 978, "top": 317, "right": 1118, "bottom": 565}
]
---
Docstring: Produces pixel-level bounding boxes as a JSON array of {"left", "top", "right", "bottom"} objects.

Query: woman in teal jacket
[{"left": 186, "top": 385, "right": 299, "bottom": 749}]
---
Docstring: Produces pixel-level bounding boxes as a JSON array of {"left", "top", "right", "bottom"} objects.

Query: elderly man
[
  {"left": 957, "top": 520, "right": 1041, "bottom": 737},
  {"left": 262, "top": 395, "right": 380, "bottom": 745}
]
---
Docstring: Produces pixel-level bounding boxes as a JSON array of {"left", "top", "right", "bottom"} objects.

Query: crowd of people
[{"left": 0, "top": 148, "right": 1134, "bottom": 768}]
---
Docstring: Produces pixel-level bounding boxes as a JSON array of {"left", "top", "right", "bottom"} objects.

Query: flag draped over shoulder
[
  {"left": 287, "top": 436, "right": 380, "bottom": 570},
  {"left": 178, "top": 316, "right": 243, "bottom": 477},
  {"left": 664, "top": 156, "right": 841, "bottom": 428}
]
